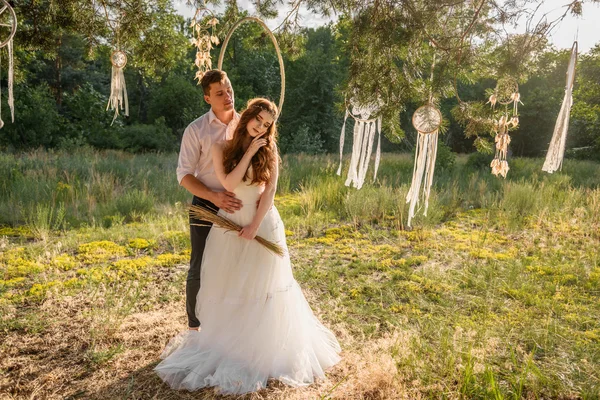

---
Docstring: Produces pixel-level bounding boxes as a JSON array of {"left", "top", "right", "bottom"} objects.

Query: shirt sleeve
[{"left": 176, "top": 124, "right": 202, "bottom": 184}]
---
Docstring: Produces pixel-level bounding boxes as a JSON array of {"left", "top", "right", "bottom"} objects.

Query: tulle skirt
[{"left": 155, "top": 205, "right": 341, "bottom": 394}]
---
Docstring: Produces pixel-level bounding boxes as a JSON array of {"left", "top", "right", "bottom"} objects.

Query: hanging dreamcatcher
[
  {"left": 190, "top": 0, "right": 219, "bottom": 83},
  {"left": 405, "top": 103, "right": 442, "bottom": 227},
  {"left": 336, "top": 97, "right": 383, "bottom": 189},
  {"left": 102, "top": 4, "right": 128, "bottom": 125},
  {"left": 0, "top": 0, "right": 17, "bottom": 129},
  {"left": 543, "top": 41, "right": 578, "bottom": 174},
  {"left": 218, "top": 17, "right": 285, "bottom": 118},
  {"left": 404, "top": 49, "right": 444, "bottom": 228},
  {"left": 487, "top": 77, "right": 522, "bottom": 178}
]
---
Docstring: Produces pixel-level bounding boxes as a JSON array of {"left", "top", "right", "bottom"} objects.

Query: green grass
[{"left": 1, "top": 149, "right": 599, "bottom": 399}]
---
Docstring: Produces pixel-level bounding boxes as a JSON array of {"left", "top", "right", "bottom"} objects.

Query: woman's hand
[
  {"left": 246, "top": 137, "right": 267, "bottom": 157},
  {"left": 239, "top": 223, "right": 259, "bottom": 240}
]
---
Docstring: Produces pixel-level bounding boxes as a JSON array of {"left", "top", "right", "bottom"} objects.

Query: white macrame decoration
[
  {"left": 543, "top": 41, "right": 578, "bottom": 174},
  {"left": 107, "top": 50, "right": 128, "bottom": 125},
  {"left": 190, "top": 3, "right": 219, "bottom": 83},
  {"left": 488, "top": 77, "right": 522, "bottom": 178},
  {"left": 0, "top": 0, "right": 17, "bottom": 129},
  {"left": 405, "top": 104, "right": 442, "bottom": 227},
  {"left": 336, "top": 98, "right": 383, "bottom": 189}
]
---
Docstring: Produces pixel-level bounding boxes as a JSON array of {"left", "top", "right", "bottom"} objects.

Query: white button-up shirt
[{"left": 176, "top": 109, "right": 240, "bottom": 191}]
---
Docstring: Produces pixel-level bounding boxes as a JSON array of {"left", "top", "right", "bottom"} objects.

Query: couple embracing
[{"left": 154, "top": 70, "right": 341, "bottom": 394}]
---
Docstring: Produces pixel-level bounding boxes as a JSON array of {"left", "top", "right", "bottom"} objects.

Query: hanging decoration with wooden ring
[
  {"left": 487, "top": 76, "right": 522, "bottom": 178},
  {"left": 0, "top": 0, "right": 17, "bottom": 129},
  {"left": 102, "top": 4, "right": 128, "bottom": 125},
  {"left": 405, "top": 103, "right": 442, "bottom": 227},
  {"left": 107, "top": 49, "right": 128, "bottom": 125},
  {"left": 543, "top": 41, "right": 578, "bottom": 174},
  {"left": 218, "top": 17, "right": 285, "bottom": 118},
  {"left": 336, "top": 96, "right": 383, "bottom": 189},
  {"left": 190, "top": 1, "right": 219, "bottom": 83}
]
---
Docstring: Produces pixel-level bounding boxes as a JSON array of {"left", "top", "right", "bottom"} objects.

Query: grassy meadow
[{"left": 0, "top": 149, "right": 599, "bottom": 399}]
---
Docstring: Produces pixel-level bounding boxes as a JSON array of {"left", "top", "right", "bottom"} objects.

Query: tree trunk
[{"left": 137, "top": 72, "right": 147, "bottom": 123}]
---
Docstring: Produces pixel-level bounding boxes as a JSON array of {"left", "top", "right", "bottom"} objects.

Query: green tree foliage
[
  {"left": 278, "top": 25, "right": 345, "bottom": 153},
  {"left": 0, "top": 0, "right": 599, "bottom": 159},
  {"left": 570, "top": 44, "right": 600, "bottom": 160},
  {"left": 0, "top": 84, "right": 62, "bottom": 149}
]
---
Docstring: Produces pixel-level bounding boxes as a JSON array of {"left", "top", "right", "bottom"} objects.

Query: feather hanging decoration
[
  {"left": 489, "top": 77, "right": 521, "bottom": 178},
  {"left": 191, "top": 7, "right": 219, "bottom": 83},
  {"left": 543, "top": 41, "right": 578, "bottom": 174}
]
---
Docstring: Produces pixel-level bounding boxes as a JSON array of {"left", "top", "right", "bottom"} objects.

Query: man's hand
[
  {"left": 239, "top": 223, "right": 259, "bottom": 240},
  {"left": 212, "top": 191, "right": 242, "bottom": 214}
]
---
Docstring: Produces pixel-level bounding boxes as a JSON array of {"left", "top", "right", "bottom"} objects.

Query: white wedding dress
[{"left": 155, "top": 176, "right": 341, "bottom": 394}]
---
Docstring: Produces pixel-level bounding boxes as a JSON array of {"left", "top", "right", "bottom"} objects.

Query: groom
[{"left": 177, "top": 70, "right": 242, "bottom": 330}]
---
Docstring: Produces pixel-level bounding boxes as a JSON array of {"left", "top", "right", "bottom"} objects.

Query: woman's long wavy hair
[{"left": 223, "top": 98, "right": 280, "bottom": 185}]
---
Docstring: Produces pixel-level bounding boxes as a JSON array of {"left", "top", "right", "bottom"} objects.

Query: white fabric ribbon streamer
[
  {"left": 405, "top": 130, "right": 439, "bottom": 227},
  {"left": 543, "top": 42, "right": 578, "bottom": 174},
  {"left": 107, "top": 62, "right": 129, "bottom": 125},
  {"left": 8, "top": 39, "right": 14, "bottom": 123},
  {"left": 337, "top": 110, "right": 349, "bottom": 176},
  {"left": 345, "top": 120, "right": 363, "bottom": 187},
  {"left": 340, "top": 114, "right": 382, "bottom": 189},
  {"left": 373, "top": 116, "right": 382, "bottom": 181}
]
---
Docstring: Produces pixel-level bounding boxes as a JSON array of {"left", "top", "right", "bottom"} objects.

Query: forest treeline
[{"left": 2, "top": 2, "right": 599, "bottom": 160}]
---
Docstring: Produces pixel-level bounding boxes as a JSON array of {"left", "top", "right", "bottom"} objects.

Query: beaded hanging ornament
[
  {"left": 0, "top": 0, "right": 17, "bottom": 129},
  {"left": 487, "top": 77, "right": 522, "bottom": 178}
]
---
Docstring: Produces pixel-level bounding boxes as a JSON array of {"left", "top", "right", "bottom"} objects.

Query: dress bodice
[
  {"left": 220, "top": 171, "right": 266, "bottom": 227},
  {"left": 232, "top": 180, "right": 265, "bottom": 208}
]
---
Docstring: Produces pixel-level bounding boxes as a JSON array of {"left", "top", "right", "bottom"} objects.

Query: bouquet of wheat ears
[{"left": 189, "top": 205, "right": 285, "bottom": 257}]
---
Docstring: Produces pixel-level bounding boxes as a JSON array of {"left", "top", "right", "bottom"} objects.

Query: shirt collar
[{"left": 208, "top": 109, "right": 239, "bottom": 127}]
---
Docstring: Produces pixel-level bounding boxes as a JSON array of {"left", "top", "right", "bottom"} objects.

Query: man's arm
[
  {"left": 176, "top": 124, "right": 242, "bottom": 213},
  {"left": 180, "top": 174, "right": 216, "bottom": 202},
  {"left": 179, "top": 174, "right": 241, "bottom": 214}
]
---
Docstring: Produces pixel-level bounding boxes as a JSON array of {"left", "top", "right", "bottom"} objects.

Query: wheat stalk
[{"left": 189, "top": 205, "right": 285, "bottom": 257}]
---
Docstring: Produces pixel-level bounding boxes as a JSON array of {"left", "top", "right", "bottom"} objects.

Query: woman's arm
[
  {"left": 212, "top": 138, "right": 267, "bottom": 192},
  {"left": 239, "top": 155, "right": 279, "bottom": 240}
]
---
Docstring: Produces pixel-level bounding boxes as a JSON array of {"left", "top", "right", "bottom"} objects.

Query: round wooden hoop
[
  {"left": 412, "top": 104, "right": 442, "bottom": 134},
  {"left": 0, "top": 1, "right": 17, "bottom": 49},
  {"left": 495, "top": 77, "right": 519, "bottom": 106},
  {"left": 218, "top": 17, "right": 285, "bottom": 118},
  {"left": 110, "top": 50, "right": 127, "bottom": 68}
]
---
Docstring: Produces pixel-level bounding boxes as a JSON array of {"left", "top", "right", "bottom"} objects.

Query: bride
[{"left": 155, "top": 98, "right": 341, "bottom": 394}]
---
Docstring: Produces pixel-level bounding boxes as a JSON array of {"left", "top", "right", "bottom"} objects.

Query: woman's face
[{"left": 246, "top": 110, "right": 274, "bottom": 138}]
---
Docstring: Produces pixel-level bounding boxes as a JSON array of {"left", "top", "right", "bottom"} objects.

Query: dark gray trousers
[{"left": 186, "top": 196, "right": 219, "bottom": 328}]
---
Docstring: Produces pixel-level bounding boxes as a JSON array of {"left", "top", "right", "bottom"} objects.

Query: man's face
[{"left": 204, "top": 79, "right": 234, "bottom": 113}]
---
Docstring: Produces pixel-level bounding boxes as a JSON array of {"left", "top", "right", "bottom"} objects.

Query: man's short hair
[{"left": 200, "top": 70, "right": 228, "bottom": 96}]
